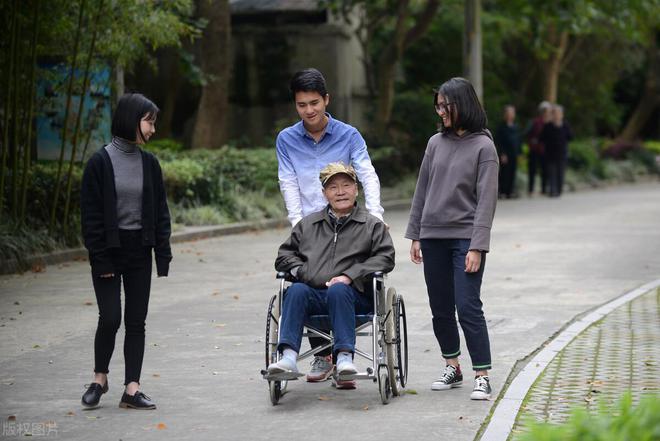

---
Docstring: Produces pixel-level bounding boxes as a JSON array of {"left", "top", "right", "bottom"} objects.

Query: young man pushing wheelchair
[{"left": 267, "top": 162, "right": 395, "bottom": 380}]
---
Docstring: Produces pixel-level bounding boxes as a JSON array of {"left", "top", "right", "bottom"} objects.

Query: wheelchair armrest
[{"left": 276, "top": 271, "right": 297, "bottom": 282}]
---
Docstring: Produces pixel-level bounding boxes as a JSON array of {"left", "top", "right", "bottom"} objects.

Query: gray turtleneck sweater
[{"left": 104, "top": 138, "right": 143, "bottom": 230}]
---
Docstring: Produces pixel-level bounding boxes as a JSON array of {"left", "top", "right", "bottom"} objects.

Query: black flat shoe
[
  {"left": 81, "top": 382, "right": 108, "bottom": 409},
  {"left": 119, "top": 391, "right": 156, "bottom": 410}
]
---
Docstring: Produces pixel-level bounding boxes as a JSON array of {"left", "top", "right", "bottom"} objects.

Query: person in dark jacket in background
[
  {"left": 495, "top": 105, "right": 522, "bottom": 198},
  {"left": 406, "top": 77, "right": 498, "bottom": 401},
  {"left": 526, "top": 101, "right": 552, "bottom": 195},
  {"left": 80, "top": 93, "right": 172, "bottom": 410},
  {"left": 540, "top": 104, "right": 573, "bottom": 197}
]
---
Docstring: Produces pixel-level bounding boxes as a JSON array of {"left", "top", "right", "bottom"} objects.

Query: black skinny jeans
[
  {"left": 92, "top": 230, "right": 152, "bottom": 385},
  {"left": 420, "top": 239, "right": 492, "bottom": 371}
]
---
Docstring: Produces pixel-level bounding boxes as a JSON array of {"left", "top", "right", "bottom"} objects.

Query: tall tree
[
  {"left": 191, "top": 0, "right": 231, "bottom": 149},
  {"left": 331, "top": 0, "right": 441, "bottom": 134},
  {"left": 618, "top": 30, "right": 660, "bottom": 141},
  {"left": 463, "top": 0, "right": 482, "bottom": 101}
]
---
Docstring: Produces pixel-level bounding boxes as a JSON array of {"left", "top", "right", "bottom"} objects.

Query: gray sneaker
[
  {"left": 306, "top": 355, "right": 333, "bottom": 382},
  {"left": 470, "top": 375, "right": 492, "bottom": 400}
]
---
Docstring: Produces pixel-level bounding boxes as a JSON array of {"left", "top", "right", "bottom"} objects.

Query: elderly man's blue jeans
[{"left": 277, "top": 282, "right": 373, "bottom": 355}]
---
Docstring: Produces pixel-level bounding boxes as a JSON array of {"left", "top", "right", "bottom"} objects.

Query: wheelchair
[{"left": 261, "top": 271, "right": 408, "bottom": 405}]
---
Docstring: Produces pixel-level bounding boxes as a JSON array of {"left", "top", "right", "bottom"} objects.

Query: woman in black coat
[{"left": 80, "top": 93, "right": 172, "bottom": 410}]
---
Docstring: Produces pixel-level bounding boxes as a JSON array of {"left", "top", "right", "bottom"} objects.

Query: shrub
[{"left": 516, "top": 393, "right": 660, "bottom": 441}]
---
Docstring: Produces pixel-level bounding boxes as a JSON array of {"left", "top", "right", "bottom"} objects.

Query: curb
[
  {"left": 0, "top": 199, "right": 412, "bottom": 276},
  {"left": 478, "top": 278, "right": 660, "bottom": 441}
]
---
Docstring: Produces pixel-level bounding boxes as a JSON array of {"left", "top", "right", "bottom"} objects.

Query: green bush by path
[{"left": 516, "top": 393, "right": 660, "bottom": 441}]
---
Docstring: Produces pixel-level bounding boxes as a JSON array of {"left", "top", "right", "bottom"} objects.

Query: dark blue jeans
[
  {"left": 420, "top": 239, "right": 492, "bottom": 371},
  {"left": 278, "top": 283, "right": 373, "bottom": 356}
]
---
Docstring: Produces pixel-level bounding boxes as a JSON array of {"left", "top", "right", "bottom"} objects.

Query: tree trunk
[
  {"left": 373, "top": 0, "right": 440, "bottom": 134},
  {"left": 1, "top": 0, "right": 18, "bottom": 221},
  {"left": 155, "top": 48, "right": 181, "bottom": 138},
  {"left": 618, "top": 33, "right": 659, "bottom": 142},
  {"left": 20, "top": 0, "right": 40, "bottom": 223},
  {"left": 10, "top": 0, "right": 22, "bottom": 219},
  {"left": 463, "top": 0, "right": 483, "bottom": 102},
  {"left": 191, "top": 0, "right": 230, "bottom": 149},
  {"left": 49, "top": 0, "right": 86, "bottom": 230},
  {"left": 63, "top": 0, "right": 104, "bottom": 229},
  {"left": 541, "top": 27, "right": 569, "bottom": 103}
]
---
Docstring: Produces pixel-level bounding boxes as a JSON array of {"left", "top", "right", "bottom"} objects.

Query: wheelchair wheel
[
  {"left": 384, "top": 287, "right": 401, "bottom": 396},
  {"left": 265, "top": 294, "right": 279, "bottom": 368},
  {"left": 395, "top": 294, "right": 409, "bottom": 389},
  {"left": 378, "top": 366, "right": 391, "bottom": 405},
  {"left": 269, "top": 380, "right": 282, "bottom": 405}
]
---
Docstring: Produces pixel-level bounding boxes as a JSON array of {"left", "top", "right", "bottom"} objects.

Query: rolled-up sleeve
[
  {"left": 350, "top": 132, "right": 384, "bottom": 221},
  {"left": 276, "top": 134, "right": 304, "bottom": 226}
]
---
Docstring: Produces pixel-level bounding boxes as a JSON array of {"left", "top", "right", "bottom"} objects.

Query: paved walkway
[
  {"left": 1, "top": 182, "right": 659, "bottom": 440},
  {"left": 510, "top": 286, "right": 660, "bottom": 439}
]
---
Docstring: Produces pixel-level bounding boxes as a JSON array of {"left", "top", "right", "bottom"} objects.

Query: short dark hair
[
  {"left": 434, "top": 77, "right": 487, "bottom": 134},
  {"left": 111, "top": 93, "right": 159, "bottom": 142},
  {"left": 289, "top": 68, "right": 328, "bottom": 99}
]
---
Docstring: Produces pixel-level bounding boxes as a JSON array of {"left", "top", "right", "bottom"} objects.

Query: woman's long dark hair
[
  {"left": 434, "top": 77, "right": 487, "bottom": 134},
  {"left": 111, "top": 93, "right": 159, "bottom": 143}
]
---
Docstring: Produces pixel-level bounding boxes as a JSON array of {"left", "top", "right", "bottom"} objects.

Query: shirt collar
[{"left": 297, "top": 112, "right": 335, "bottom": 139}]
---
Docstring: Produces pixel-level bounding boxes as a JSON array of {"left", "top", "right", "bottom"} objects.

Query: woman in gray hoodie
[{"left": 405, "top": 77, "right": 498, "bottom": 400}]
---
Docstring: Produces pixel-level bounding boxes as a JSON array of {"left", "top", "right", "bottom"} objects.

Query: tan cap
[{"left": 319, "top": 162, "right": 357, "bottom": 187}]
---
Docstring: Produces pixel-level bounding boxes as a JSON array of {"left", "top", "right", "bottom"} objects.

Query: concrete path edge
[
  {"left": 477, "top": 278, "right": 660, "bottom": 441},
  {"left": 0, "top": 199, "right": 412, "bottom": 275}
]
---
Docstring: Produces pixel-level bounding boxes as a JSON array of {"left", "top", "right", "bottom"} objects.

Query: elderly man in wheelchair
[{"left": 263, "top": 163, "right": 406, "bottom": 404}]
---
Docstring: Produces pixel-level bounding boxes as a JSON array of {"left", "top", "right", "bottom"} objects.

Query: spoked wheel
[
  {"left": 377, "top": 366, "right": 391, "bottom": 405},
  {"left": 395, "top": 294, "right": 409, "bottom": 389},
  {"left": 385, "top": 287, "right": 401, "bottom": 396},
  {"left": 265, "top": 294, "right": 279, "bottom": 369},
  {"left": 265, "top": 293, "right": 287, "bottom": 404}
]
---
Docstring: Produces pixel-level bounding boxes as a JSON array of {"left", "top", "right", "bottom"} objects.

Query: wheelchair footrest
[
  {"left": 261, "top": 370, "right": 305, "bottom": 381},
  {"left": 335, "top": 372, "right": 373, "bottom": 381}
]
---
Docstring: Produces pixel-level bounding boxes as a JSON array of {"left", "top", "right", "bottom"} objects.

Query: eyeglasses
[{"left": 434, "top": 102, "right": 454, "bottom": 113}]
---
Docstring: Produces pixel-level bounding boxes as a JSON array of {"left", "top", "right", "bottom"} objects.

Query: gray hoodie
[{"left": 405, "top": 130, "right": 499, "bottom": 251}]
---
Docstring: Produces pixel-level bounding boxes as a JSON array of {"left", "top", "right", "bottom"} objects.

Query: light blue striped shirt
[{"left": 276, "top": 114, "right": 384, "bottom": 226}]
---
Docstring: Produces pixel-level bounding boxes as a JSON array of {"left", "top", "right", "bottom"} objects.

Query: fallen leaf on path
[
  {"left": 13, "top": 301, "right": 19, "bottom": 305},
  {"left": 7, "top": 415, "right": 16, "bottom": 421},
  {"left": 214, "top": 324, "right": 226, "bottom": 328},
  {"left": 31, "top": 264, "right": 45, "bottom": 273},
  {"left": 233, "top": 295, "right": 240, "bottom": 300},
  {"left": 65, "top": 411, "right": 75, "bottom": 417},
  {"left": 84, "top": 301, "right": 93, "bottom": 306},
  {"left": 211, "top": 291, "right": 220, "bottom": 296},
  {"left": 362, "top": 405, "right": 369, "bottom": 411},
  {"left": 152, "top": 374, "right": 161, "bottom": 378},
  {"left": 86, "top": 416, "right": 99, "bottom": 420},
  {"left": 156, "top": 423, "right": 167, "bottom": 430},
  {"left": 32, "top": 344, "right": 40, "bottom": 349},
  {"left": 404, "top": 389, "right": 418, "bottom": 395},
  {"left": 318, "top": 396, "right": 331, "bottom": 401}
]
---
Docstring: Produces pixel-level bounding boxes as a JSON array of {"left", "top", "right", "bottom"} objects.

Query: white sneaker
[
  {"left": 267, "top": 357, "right": 298, "bottom": 375},
  {"left": 336, "top": 359, "right": 358, "bottom": 376}
]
